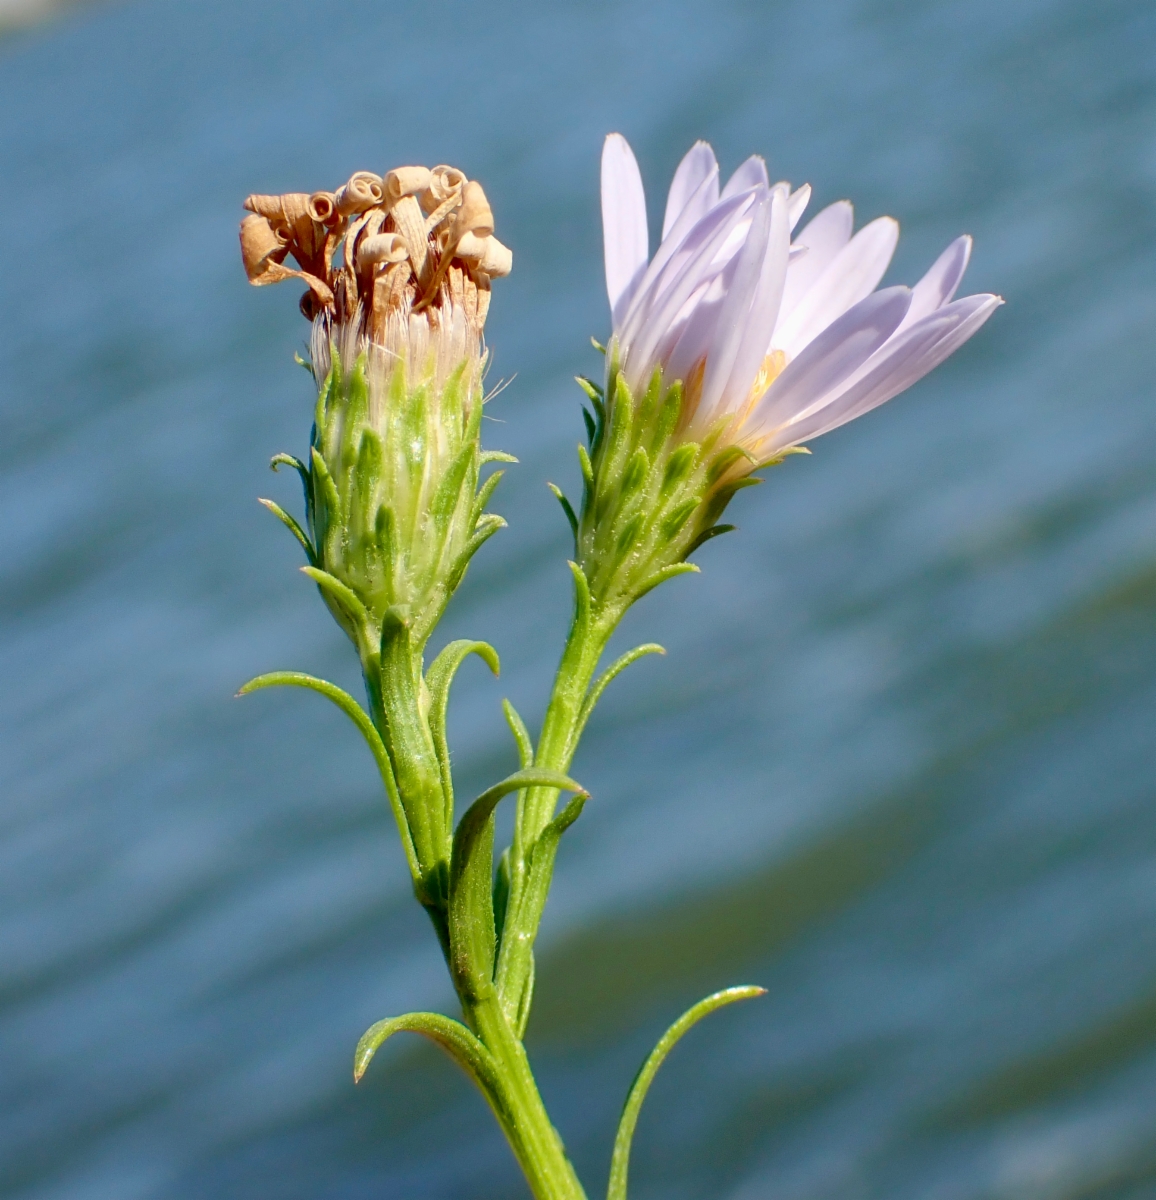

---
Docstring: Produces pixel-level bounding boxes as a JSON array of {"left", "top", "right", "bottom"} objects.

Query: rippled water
[{"left": 2, "top": 0, "right": 1155, "bottom": 1197}]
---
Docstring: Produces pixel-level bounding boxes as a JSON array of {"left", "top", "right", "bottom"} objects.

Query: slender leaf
[
  {"left": 236, "top": 672, "right": 417, "bottom": 879},
  {"left": 301, "top": 565, "right": 369, "bottom": 630},
  {"left": 607, "top": 986, "right": 766, "bottom": 1200},
  {"left": 258, "top": 498, "right": 317, "bottom": 565},
  {"left": 449, "top": 769, "right": 584, "bottom": 999},
  {"left": 548, "top": 483, "right": 579, "bottom": 545},
  {"left": 577, "top": 644, "right": 665, "bottom": 736},
  {"left": 353, "top": 1012, "right": 505, "bottom": 1123},
  {"left": 502, "top": 699, "right": 534, "bottom": 769},
  {"left": 426, "top": 640, "right": 501, "bottom": 823}
]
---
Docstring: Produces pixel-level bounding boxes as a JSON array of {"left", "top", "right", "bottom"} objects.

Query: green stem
[
  {"left": 466, "top": 988, "right": 588, "bottom": 1200},
  {"left": 495, "top": 596, "right": 623, "bottom": 1021}
]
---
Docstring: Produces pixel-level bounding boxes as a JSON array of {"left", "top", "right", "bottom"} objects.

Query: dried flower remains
[{"left": 239, "top": 163, "right": 512, "bottom": 346}]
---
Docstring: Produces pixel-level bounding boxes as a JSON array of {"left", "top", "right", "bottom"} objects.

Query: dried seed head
[
  {"left": 238, "top": 160, "right": 510, "bottom": 355},
  {"left": 385, "top": 166, "right": 432, "bottom": 205}
]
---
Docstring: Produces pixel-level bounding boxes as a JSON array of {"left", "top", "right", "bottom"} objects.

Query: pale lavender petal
[
  {"left": 620, "top": 190, "right": 757, "bottom": 357},
  {"left": 622, "top": 167, "right": 722, "bottom": 338},
  {"left": 787, "top": 184, "right": 811, "bottom": 231},
  {"left": 702, "top": 184, "right": 792, "bottom": 425},
  {"left": 625, "top": 192, "right": 764, "bottom": 389},
  {"left": 662, "top": 141, "right": 720, "bottom": 239},
  {"left": 897, "top": 235, "right": 972, "bottom": 332},
  {"left": 772, "top": 216, "right": 899, "bottom": 358},
  {"left": 753, "top": 286, "right": 912, "bottom": 431},
  {"left": 698, "top": 191, "right": 773, "bottom": 420},
  {"left": 721, "top": 155, "right": 769, "bottom": 199},
  {"left": 767, "top": 293, "right": 1002, "bottom": 451},
  {"left": 602, "top": 134, "right": 650, "bottom": 329},
  {"left": 664, "top": 278, "right": 725, "bottom": 383},
  {"left": 777, "top": 200, "right": 854, "bottom": 321}
]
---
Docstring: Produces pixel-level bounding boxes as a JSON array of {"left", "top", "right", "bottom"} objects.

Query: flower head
[
  {"left": 239, "top": 164, "right": 514, "bottom": 657},
  {"left": 601, "top": 133, "right": 1001, "bottom": 461},
  {"left": 561, "top": 134, "right": 1000, "bottom": 612}
]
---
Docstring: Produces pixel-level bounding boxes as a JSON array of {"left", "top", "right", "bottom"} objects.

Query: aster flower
[
  {"left": 602, "top": 132, "right": 1001, "bottom": 459},
  {"left": 564, "top": 134, "right": 1000, "bottom": 610}
]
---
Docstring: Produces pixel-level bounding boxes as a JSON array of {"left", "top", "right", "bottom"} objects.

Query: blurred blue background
[{"left": 2, "top": 0, "right": 1155, "bottom": 1196}]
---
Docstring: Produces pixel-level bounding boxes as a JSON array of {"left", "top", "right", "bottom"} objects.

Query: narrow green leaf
[
  {"left": 607, "top": 986, "right": 766, "bottom": 1200},
  {"left": 509, "top": 793, "right": 588, "bottom": 1033},
  {"left": 590, "top": 336, "right": 606, "bottom": 354},
  {"left": 502, "top": 699, "right": 534, "bottom": 770},
  {"left": 582, "top": 407, "right": 597, "bottom": 446},
  {"left": 270, "top": 452, "right": 310, "bottom": 486},
  {"left": 236, "top": 671, "right": 418, "bottom": 880},
  {"left": 632, "top": 561, "right": 699, "bottom": 603},
  {"left": 575, "top": 376, "right": 603, "bottom": 402},
  {"left": 480, "top": 450, "right": 519, "bottom": 466},
  {"left": 577, "top": 644, "right": 665, "bottom": 735},
  {"left": 449, "top": 769, "right": 584, "bottom": 999},
  {"left": 309, "top": 447, "right": 342, "bottom": 529},
  {"left": 493, "top": 846, "right": 512, "bottom": 947},
  {"left": 473, "top": 469, "right": 506, "bottom": 520},
  {"left": 426, "top": 640, "right": 501, "bottom": 824},
  {"left": 258, "top": 498, "right": 317, "bottom": 565},
  {"left": 686, "top": 523, "right": 737, "bottom": 555},
  {"left": 353, "top": 1011, "right": 503, "bottom": 1106},
  {"left": 567, "top": 561, "right": 591, "bottom": 640},
  {"left": 548, "top": 483, "right": 579, "bottom": 545},
  {"left": 705, "top": 443, "right": 757, "bottom": 486},
  {"left": 578, "top": 442, "right": 595, "bottom": 490},
  {"left": 513, "top": 951, "right": 536, "bottom": 1040},
  {"left": 301, "top": 565, "right": 369, "bottom": 629}
]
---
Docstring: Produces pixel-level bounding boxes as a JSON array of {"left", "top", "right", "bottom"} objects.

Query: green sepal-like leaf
[
  {"left": 353, "top": 1011, "right": 504, "bottom": 1116},
  {"left": 501, "top": 698, "right": 534, "bottom": 770},
  {"left": 607, "top": 986, "right": 766, "bottom": 1200},
  {"left": 236, "top": 671, "right": 418, "bottom": 880},
  {"left": 446, "top": 514, "right": 508, "bottom": 596},
  {"left": 577, "top": 643, "right": 665, "bottom": 736},
  {"left": 632, "top": 561, "right": 699, "bottom": 602},
  {"left": 548, "top": 483, "right": 579, "bottom": 545},
  {"left": 309, "top": 446, "right": 342, "bottom": 536},
  {"left": 473, "top": 469, "right": 506, "bottom": 521},
  {"left": 480, "top": 450, "right": 519, "bottom": 466},
  {"left": 582, "top": 407, "right": 597, "bottom": 446},
  {"left": 686, "top": 523, "right": 737, "bottom": 556},
  {"left": 705, "top": 443, "right": 757, "bottom": 486},
  {"left": 301, "top": 565, "right": 369, "bottom": 632},
  {"left": 660, "top": 498, "right": 699, "bottom": 541},
  {"left": 270, "top": 451, "right": 310, "bottom": 488},
  {"left": 426, "top": 639, "right": 501, "bottom": 823},
  {"left": 577, "top": 442, "right": 595, "bottom": 490},
  {"left": 661, "top": 442, "right": 699, "bottom": 493},
  {"left": 449, "top": 769, "right": 584, "bottom": 1000},
  {"left": 258, "top": 498, "right": 317, "bottom": 565},
  {"left": 566, "top": 561, "right": 592, "bottom": 644},
  {"left": 648, "top": 380, "right": 683, "bottom": 460},
  {"left": 575, "top": 375, "right": 604, "bottom": 403}
]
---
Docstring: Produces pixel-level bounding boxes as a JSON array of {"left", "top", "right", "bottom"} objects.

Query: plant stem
[
  {"left": 465, "top": 988, "right": 588, "bottom": 1200},
  {"left": 496, "top": 596, "right": 622, "bottom": 1021}
]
